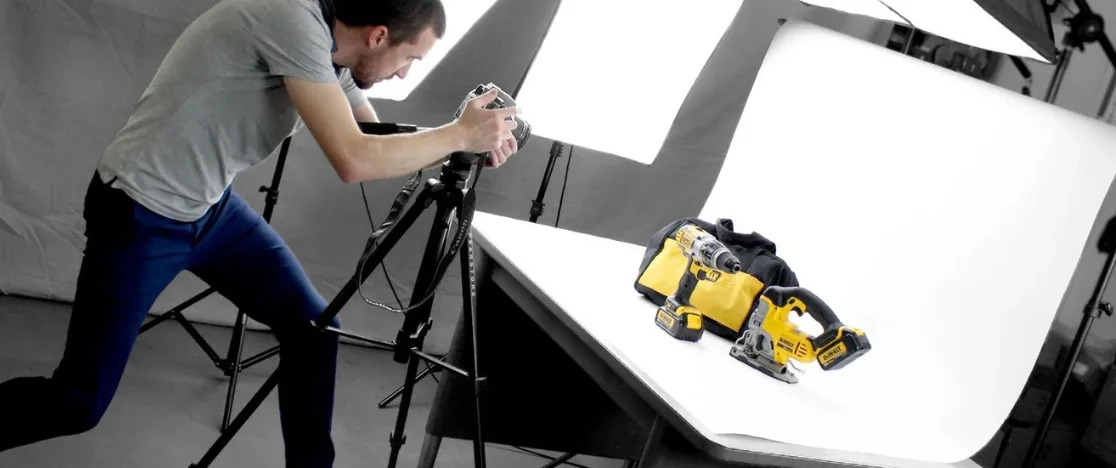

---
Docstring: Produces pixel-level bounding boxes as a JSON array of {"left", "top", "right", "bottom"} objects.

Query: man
[{"left": 0, "top": 0, "right": 518, "bottom": 466}]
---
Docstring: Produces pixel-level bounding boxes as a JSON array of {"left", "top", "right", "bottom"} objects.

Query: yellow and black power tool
[
  {"left": 655, "top": 224, "right": 742, "bottom": 342},
  {"left": 729, "top": 285, "right": 870, "bottom": 383}
]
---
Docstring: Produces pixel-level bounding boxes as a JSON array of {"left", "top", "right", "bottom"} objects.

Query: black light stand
[
  {"left": 1041, "top": 0, "right": 1116, "bottom": 105},
  {"left": 1021, "top": 216, "right": 1116, "bottom": 467},
  {"left": 188, "top": 126, "right": 491, "bottom": 468},
  {"left": 528, "top": 141, "right": 566, "bottom": 224},
  {"left": 1017, "top": 4, "right": 1116, "bottom": 463},
  {"left": 516, "top": 0, "right": 567, "bottom": 226},
  {"left": 137, "top": 137, "right": 293, "bottom": 431}
]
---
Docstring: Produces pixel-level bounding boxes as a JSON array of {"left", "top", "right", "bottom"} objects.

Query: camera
[{"left": 454, "top": 82, "right": 532, "bottom": 151}]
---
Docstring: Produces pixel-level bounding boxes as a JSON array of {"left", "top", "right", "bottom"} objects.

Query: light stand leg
[
  {"left": 1022, "top": 224, "right": 1116, "bottom": 467},
  {"left": 221, "top": 311, "right": 248, "bottom": 431},
  {"left": 378, "top": 359, "right": 443, "bottom": 408}
]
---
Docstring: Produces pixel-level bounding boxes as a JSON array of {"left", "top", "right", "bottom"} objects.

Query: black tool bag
[{"left": 634, "top": 217, "right": 799, "bottom": 340}]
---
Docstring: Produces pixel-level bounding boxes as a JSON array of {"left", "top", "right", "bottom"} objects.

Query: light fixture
[
  {"left": 799, "top": 0, "right": 1056, "bottom": 63},
  {"left": 513, "top": 0, "right": 743, "bottom": 165},
  {"left": 362, "top": 0, "right": 499, "bottom": 101}
]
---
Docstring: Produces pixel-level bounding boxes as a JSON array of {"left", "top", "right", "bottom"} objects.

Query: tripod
[
  {"left": 137, "top": 137, "right": 293, "bottom": 431},
  {"left": 188, "top": 143, "right": 490, "bottom": 468}
]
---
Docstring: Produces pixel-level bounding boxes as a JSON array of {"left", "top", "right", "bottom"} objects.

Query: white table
[{"left": 417, "top": 212, "right": 983, "bottom": 468}]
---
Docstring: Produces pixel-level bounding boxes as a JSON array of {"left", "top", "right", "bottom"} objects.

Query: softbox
[{"left": 800, "top": 0, "right": 1057, "bottom": 63}]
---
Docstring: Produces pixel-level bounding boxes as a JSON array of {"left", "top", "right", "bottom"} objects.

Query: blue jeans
[{"left": 0, "top": 173, "right": 339, "bottom": 467}]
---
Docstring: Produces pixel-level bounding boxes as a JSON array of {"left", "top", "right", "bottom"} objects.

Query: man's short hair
[{"left": 334, "top": 0, "right": 447, "bottom": 45}]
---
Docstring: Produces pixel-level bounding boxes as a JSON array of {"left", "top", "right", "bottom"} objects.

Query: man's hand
[
  {"left": 486, "top": 136, "right": 518, "bottom": 168},
  {"left": 453, "top": 88, "right": 520, "bottom": 168}
]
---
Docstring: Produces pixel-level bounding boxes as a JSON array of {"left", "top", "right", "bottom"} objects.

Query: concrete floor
[{"left": 0, "top": 294, "right": 618, "bottom": 468}]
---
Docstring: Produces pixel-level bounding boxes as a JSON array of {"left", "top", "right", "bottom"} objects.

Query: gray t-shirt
[{"left": 97, "top": 0, "right": 367, "bottom": 222}]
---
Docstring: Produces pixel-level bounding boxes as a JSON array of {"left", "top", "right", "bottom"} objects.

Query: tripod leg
[
  {"left": 221, "top": 311, "right": 249, "bottom": 431},
  {"left": 387, "top": 354, "right": 423, "bottom": 468},
  {"left": 312, "top": 179, "right": 441, "bottom": 331},
  {"left": 461, "top": 230, "right": 487, "bottom": 468},
  {"left": 387, "top": 196, "right": 459, "bottom": 468},
  {"left": 190, "top": 369, "right": 282, "bottom": 468}
]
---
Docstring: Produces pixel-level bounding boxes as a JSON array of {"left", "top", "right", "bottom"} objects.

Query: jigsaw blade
[{"left": 730, "top": 334, "right": 798, "bottom": 384}]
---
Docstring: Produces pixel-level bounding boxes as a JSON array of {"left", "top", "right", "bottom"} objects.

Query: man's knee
[
  {"left": 308, "top": 294, "right": 338, "bottom": 330},
  {"left": 57, "top": 390, "right": 110, "bottom": 436}
]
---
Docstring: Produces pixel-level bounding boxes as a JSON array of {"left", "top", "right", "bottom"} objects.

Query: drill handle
[
  {"left": 763, "top": 285, "right": 842, "bottom": 330},
  {"left": 676, "top": 257, "right": 699, "bottom": 303}
]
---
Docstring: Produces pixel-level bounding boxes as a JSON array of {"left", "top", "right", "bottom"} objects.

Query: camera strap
[
  {"left": 364, "top": 172, "right": 423, "bottom": 250},
  {"left": 355, "top": 172, "right": 476, "bottom": 313}
]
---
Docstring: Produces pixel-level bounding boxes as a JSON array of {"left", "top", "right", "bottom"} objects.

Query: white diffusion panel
[
  {"left": 513, "top": 0, "right": 742, "bottom": 164},
  {"left": 885, "top": 0, "right": 1050, "bottom": 61},
  {"left": 700, "top": 20, "right": 1116, "bottom": 461},
  {"left": 362, "top": 0, "right": 498, "bottom": 101}
]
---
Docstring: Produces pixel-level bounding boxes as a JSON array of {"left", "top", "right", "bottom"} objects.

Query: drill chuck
[
  {"left": 693, "top": 235, "right": 741, "bottom": 273},
  {"left": 717, "top": 252, "right": 741, "bottom": 272}
]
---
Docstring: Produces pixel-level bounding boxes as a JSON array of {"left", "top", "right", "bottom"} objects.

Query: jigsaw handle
[{"left": 763, "top": 285, "right": 842, "bottom": 329}]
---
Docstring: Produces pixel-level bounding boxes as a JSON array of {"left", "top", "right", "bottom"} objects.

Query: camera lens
[{"left": 512, "top": 118, "right": 531, "bottom": 148}]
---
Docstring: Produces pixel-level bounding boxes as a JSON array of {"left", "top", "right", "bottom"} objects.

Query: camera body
[{"left": 455, "top": 82, "right": 532, "bottom": 150}]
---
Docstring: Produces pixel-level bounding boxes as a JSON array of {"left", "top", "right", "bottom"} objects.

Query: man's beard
[{"left": 353, "top": 75, "right": 371, "bottom": 90}]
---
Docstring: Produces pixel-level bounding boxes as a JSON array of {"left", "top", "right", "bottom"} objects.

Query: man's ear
[{"left": 366, "top": 25, "right": 389, "bottom": 47}]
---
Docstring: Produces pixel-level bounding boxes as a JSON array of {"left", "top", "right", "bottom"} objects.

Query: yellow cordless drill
[
  {"left": 730, "top": 285, "right": 870, "bottom": 383},
  {"left": 655, "top": 224, "right": 742, "bottom": 342}
]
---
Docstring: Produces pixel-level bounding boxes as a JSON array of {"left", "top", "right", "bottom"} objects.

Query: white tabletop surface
[{"left": 471, "top": 211, "right": 981, "bottom": 468}]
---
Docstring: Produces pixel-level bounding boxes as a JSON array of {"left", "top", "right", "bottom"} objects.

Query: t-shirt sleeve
[
  {"left": 252, "top": 2, "right": 338, "bottom": 83},
  {"left": 338, "top": 69, "right": 370, "bottom": 109}
]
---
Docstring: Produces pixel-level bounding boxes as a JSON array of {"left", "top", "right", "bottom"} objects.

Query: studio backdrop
[{"left": 0, "top": 0, "right": 962, "bottom": 355}]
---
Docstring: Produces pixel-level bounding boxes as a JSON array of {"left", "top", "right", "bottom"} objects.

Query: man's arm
[
  {"left": 350, "top": 101, "right": 445, "bottom": 170},
  {"left": 285, "top": 76, "right": 517, "bottom": 183},
  {"left": 350, "top": 97, "right": 449, "bottom": 170},
  {"left": 352, "top": 102, "right": 379, "bottom": 123}
]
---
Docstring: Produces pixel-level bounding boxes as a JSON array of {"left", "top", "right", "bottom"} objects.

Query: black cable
[
  {"left": 359, "top": 182, "right": 405, "bottom": 310},
  {"left": 554, "top": 145, "right": 573, "bottom": 228}
]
